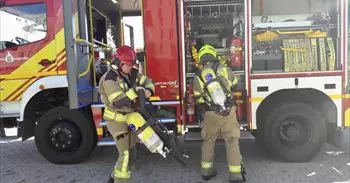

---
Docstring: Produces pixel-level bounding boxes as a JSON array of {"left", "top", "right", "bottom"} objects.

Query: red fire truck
[{"left": 0, "top": 0, "right": 349, "bottom": 164}]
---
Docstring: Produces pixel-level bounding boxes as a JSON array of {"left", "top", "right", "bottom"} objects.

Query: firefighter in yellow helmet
[
  {"left": 98, "top": 45, "right": 155, "bottom": 183},
  {"left": 191, "top": 39, "right": 229, "bottom": 67},
  {"left": 191, "top": 44, "right": 245, "bottom": 183}
]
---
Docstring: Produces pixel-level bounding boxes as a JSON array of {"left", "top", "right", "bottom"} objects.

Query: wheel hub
[
  {"left": 283, "top": 123, "right": 300, "bottom": 139},
  {"left": 49, "top": 121, "right": 80, "bottom": 151},
  {"left": 279, "top": 119, "right": 308, "bottom": 147}
]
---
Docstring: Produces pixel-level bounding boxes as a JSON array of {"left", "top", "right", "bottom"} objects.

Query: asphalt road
[{"left": 0, "top": 129, "right": 349, "bottom": 183}]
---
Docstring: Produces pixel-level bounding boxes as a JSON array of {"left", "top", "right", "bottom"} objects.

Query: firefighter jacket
[
  {"left": 98, "top": 68, "right": 155, "bottom": 119},
  {"left": 192, "top": 62, "right": 236, "bottom": 110}
]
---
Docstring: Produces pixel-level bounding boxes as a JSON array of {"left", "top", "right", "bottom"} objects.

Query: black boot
[
  {"left": 202, "top": 169, "right": 217, "bottom": 181},
  {"left": 230, "top": 180, "right": 245, "bottom": 183},
  {"left": 107, "top": 176, "right": 114, "bottom": 183},
  {"left": 229, "top": 173, "right": 245, "bottom": 183}
]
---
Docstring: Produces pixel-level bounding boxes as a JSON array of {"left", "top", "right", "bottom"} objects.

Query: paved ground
[{"left": 0, "top": 128, "right": 349, "bottom": 183}]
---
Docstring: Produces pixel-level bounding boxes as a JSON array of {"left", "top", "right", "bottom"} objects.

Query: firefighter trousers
[
  {"left": 106, "top": 121, "right": 138, "bottom": 183},
  {"left": 200, "top": 106, "right": 243, "bottom": 177}
]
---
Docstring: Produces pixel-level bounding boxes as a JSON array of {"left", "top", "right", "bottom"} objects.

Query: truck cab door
[
  {"left": 62, "top": 0, "right": 95, "bottom": 109},
  {"left": 0, "top": 1, "right": 52, "bottom": 103}
]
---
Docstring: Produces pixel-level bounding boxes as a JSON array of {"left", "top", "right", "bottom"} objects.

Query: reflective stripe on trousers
[
  {"left": 114, "top": 150, "right": 131, "bottom": 179},
  {"left": 228, "top": 165, "right": 241, "bottom": 173},
  {"left": 201, "top": 107, "right": 243, "bottom": 175},
  {"left": 201, "top": 161, "right": 213, "bottom": 169}
]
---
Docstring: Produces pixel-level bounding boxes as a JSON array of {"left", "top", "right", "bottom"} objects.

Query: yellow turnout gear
[{"left": 98, "top": 68, "right": 155, "bottom": 183}]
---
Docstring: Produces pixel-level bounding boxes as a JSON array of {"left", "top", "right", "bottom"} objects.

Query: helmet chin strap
[{"left": 118, "top": 63, "right": 131, "bottom": 76}]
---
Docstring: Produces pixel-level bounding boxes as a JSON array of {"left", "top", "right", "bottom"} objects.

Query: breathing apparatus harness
[{"left": 197, "top": 61, "right": 235, "bottom": 116}]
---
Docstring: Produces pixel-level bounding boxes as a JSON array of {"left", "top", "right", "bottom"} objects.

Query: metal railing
[{"left": 187, "top": 2, "right": 243, "bottom": 17}]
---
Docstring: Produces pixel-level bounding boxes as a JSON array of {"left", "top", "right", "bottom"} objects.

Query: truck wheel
[
  {"left": 263, "top": 102, "right": 326, "bottom": 162},
  {"left": 34, "top": 106, "right": 96, "bottom": 164},
  {"left": 0, "top": 120, "right": 6, "bottom": 138}
]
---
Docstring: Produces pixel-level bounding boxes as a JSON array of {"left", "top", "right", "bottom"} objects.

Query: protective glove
[
  {"left": 135, "top": 86, "right": 152, "bottom": 98},
  {"left": 135, "top": 86, "right": 145, "bottom": 91},
  {"left": 145, "top": 89, "right": 152, "bottom": 98}
]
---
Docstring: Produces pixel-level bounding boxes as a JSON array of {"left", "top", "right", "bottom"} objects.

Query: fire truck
[{"left": 0, "top": 0, "right": 349, "bottom": 164}]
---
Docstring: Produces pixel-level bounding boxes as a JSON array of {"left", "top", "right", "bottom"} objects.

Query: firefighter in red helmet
[{"left": 98, "top": 45, "right": 155, "bottom": 183}]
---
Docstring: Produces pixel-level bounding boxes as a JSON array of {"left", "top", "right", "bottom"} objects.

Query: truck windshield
[{"left": 0, "top": 3, "right": 47, "bottom": 50}]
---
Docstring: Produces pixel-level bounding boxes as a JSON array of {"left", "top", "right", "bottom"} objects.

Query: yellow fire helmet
[{"left": 198, "top": 44, "right": 218, "bottom": 65}]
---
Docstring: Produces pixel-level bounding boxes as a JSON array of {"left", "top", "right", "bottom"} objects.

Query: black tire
[
  {"left": 34, "top": 106, "right": 96, "bottom": 164},
  {"left": 0, "top": 120, "right": 6, "bottom": 137},
  {"left": 262, "top": 102, "right": 326, "bottom": 162},
  {"left": 256, "top": 111, "right": 270, "bottom": 147}
]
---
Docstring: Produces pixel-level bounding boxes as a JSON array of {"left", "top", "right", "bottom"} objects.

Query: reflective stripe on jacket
[{"left": 98, "top": 69, "right": 155, "bottom": 114}]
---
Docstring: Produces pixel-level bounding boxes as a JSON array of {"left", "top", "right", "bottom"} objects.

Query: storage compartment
[
  {"left": 251, "top": 0, "right": 340, "bottom": 74},
  {"left": 184, "top": 0, "right": 247, "bottom": 124},
  {"left": 184, "top": 0, "right": 246, "bottom": 77}
]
